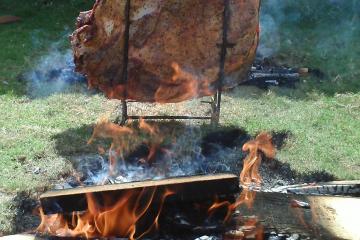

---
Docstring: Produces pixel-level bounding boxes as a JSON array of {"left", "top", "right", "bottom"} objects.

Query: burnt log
[{"left": 71, "top": 0, "right": 260, "bottom": 103}]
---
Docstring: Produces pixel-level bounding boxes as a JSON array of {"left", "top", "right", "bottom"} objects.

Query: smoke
[
  {"left": 25, "top": 30, "right": 86, "bottom": 98},
  {"left": 72, "top": 126, "right": 245, "bottom": 187},
  {"left": 258, "top": 0, "right": 359, "bottom": 58},
  {"left": 257, "top": 0, "right": 360, "bottom": 92}
]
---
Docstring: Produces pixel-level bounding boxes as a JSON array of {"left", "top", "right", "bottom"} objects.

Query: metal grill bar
[{"left": 128, "top": 116, "right": 212, "bottom": 120}]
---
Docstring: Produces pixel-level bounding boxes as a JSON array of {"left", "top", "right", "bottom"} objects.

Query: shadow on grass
[
  {"left": 51, "top": 124, "right": 97, "bottom": 157},
  {"left": 2, "top": 191, "right": 39, "bottom": 235},
  {"left": 51, "top": 121, "right": 336, "bottom": 188},
  {"left": 51, "top": 121, "right": 191, "bottom": 172}
]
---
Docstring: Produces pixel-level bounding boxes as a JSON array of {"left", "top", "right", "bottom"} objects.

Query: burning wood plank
[
  {"left": 70, "top": 0, "right": 260, "bottom": 103},
  {"left": 3, "top": 191, "right": 360, "bottom": 239},
  {"left": 40, "top": 174, "right": 239, "bottom": 214},
  {"left": 37, "top": 174, "right": 238, "bottom": 239}
]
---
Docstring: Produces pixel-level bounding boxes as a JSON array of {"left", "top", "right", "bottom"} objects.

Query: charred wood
[{"left": 40, "top": 174, "right": 239, "bottom": 215}]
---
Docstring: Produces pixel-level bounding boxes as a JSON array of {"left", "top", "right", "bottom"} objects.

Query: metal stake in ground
[
  {"left": 211, "top": 0, "right": 235, "bottom": 126},
  {"left": 118, "top": 0, "right": 131, "bottom": 125}
]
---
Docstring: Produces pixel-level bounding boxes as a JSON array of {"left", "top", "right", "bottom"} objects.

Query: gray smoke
[
  {"left": 258, "top": 0, "right": 359, "bottom": 58},
  {"left": 25, "top": 30, "right": 86, "bottom": 98},
  {"left": 70, "top": 127, "right": 242, "bottom": 187}
]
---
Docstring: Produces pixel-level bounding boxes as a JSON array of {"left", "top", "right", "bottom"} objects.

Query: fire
[
  {"left": 37, "top": 188, "right": 175, "bottom": 239},
  {"left": 208, "top": 132, "right": 276, "bottom": 239},
  {"left": 154, "top": 62, "right": 213, "bottom": 103},
  {"left": 87, "top": 117, "right": 168, "bottom": 173},
  {"left": 208, "top": 189, "right": 257, "bottom": 223},
  {"left": 39, "top": 120, "right": 276, "bottom": 239},
  {"left": 37, "top": 118, "right": 175, "bottom": 237},
  {"left": 138, "top": 118, "right": 164, "bottom": 164},
  {"left": 207, "top": 189, "right": 263, "bottom": 239},
  {"left": 240, "top": 132, "right": 276, "bottom": 186},
  {"left": 87, "top": 117, "right": 134, "bottom": 175}
]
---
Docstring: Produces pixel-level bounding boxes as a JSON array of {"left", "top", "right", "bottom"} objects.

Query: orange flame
[
  {"left": 207, "top": 189, "right": 263, "bottom": 239},
  {"left": 208, "top": 133, "right": 275, "bottom": 239},
  {"left": 88, "top": 118, "right": 168, "bottom": 168},
  {"left": 240, "top": 132, "right": 276, "bottom": 186},
  {"left": 138, "top": 118, "right": 165, "bottom": 164},
  {"left": 87, "top": 117, "right": 133, "bottom": 175},
  {"left": 37, "top": 188, "right": 175, "bottom": 239},
  {"left": 208, "top": 189, "right": 257, "bottom": 223},
  {"left": 154, "top": 62, "right": 213, "bottom": 103}
]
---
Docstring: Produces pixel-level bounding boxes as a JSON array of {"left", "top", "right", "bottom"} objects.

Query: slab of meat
[{"left": 71, "top": 0, "right": 260, "bottom": 103}]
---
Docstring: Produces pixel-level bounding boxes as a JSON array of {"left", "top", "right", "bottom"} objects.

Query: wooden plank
[
  {"left": 0, "top": 234, "right": 35, "bottom": 240},
  {"left": 234, "top": 191, "right": 360, "bottom": 240},
  {"left": 40, "top": 174, "right": 239, "bottom": 214}
]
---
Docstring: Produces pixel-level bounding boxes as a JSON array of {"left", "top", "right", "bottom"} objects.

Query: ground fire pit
[
  {"left": 3, "top": 176, "right": 360, "bottom": 239},
  {"left": 3, "top": 129, "right": 360, "bottom": 240}
]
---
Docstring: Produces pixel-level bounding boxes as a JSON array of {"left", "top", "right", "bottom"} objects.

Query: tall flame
[
  {"left": 87, "top": 117, "right": 133, "bottom": 175},
  {"left": 87, "top": 118, "right": 169, "bottom": 173},
  {"left": 208, "top": 132, "right": 276, "bottom": 239},
  {"left": 240, "top": 132, "right": 276, "bottom": 186},
  {"left": 138, "top": 118, "right": 165, "bottom": 164}
]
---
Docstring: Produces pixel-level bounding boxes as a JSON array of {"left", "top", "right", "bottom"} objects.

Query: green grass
[
  {"left": 0, "top": 0, "right": 94, "bottom": 96},
  {"left": 0, "top": 0, "right": 360, "bottom": 235},
  {"left": 0, "top": 93, "right": 117, "bottom": 191},
  {"left": 222, "top": 88, "right": 360, "bottom": 179},
  {"left": 260, "top": 0, "right": 360, "bottom": 95}
]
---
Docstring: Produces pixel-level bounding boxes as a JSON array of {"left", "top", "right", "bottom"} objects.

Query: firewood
[{"left": 40, "top": 174, "right": 239, "bottom": 214}]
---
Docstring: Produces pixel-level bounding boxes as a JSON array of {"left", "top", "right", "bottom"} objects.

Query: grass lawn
[{"left": 0, "top": 0, "right": 359, "bottom": 235}]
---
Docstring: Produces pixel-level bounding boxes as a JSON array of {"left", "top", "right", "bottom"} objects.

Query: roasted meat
[{"left": 71, "top": 0, "right": 260, "bottom": 103}]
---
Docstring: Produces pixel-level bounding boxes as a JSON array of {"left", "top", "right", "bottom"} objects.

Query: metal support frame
[{"left": 118, "top": 0, "right": 232, "bottom": 126}]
